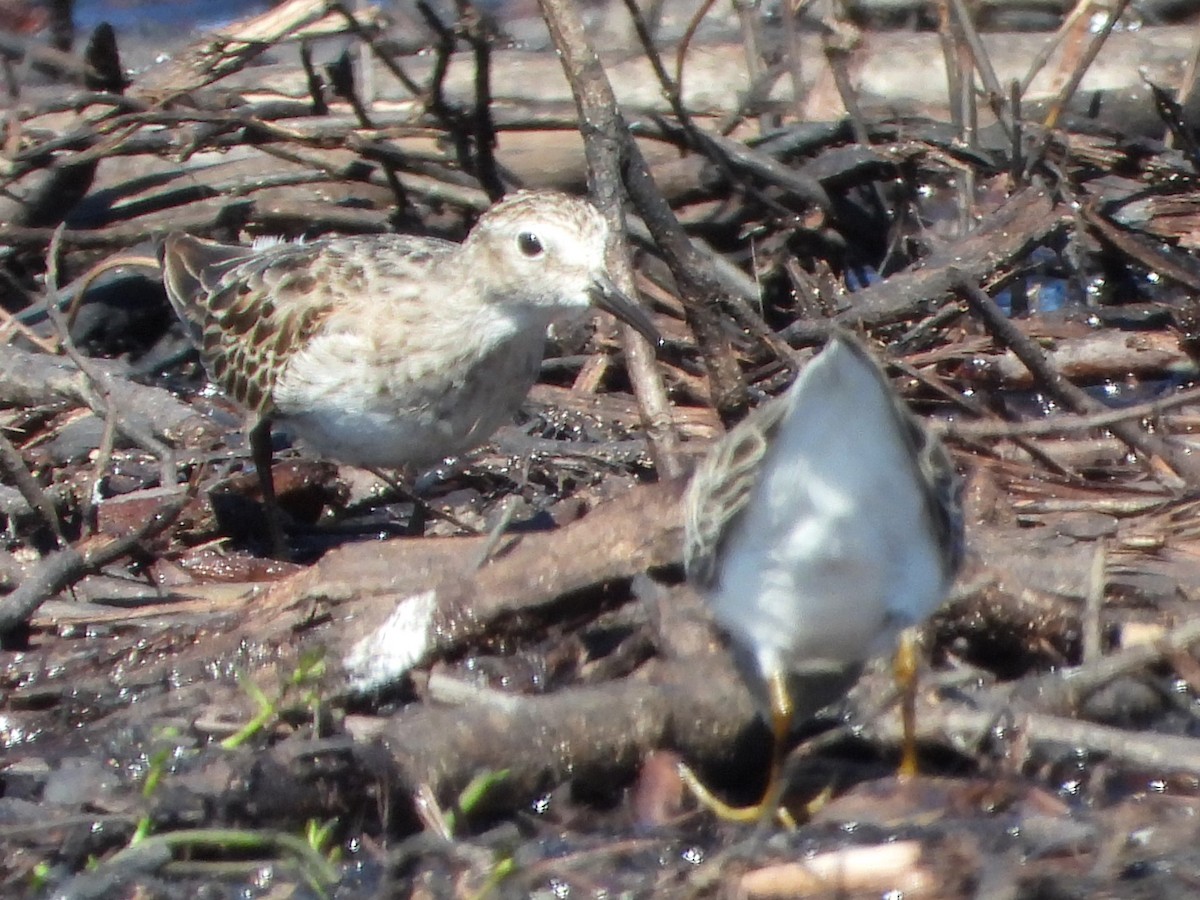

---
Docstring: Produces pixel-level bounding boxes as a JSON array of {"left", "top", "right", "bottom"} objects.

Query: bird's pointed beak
[{"left": 590, "top": 274, "right": 662, "bottom": 348}]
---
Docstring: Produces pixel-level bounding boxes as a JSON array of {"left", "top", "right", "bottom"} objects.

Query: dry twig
[{"left": 536, "top": 0, "right": 683, "bottom": 473}]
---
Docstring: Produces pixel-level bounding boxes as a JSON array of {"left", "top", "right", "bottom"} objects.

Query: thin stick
[
  {"left": 818, "top": 21, "right": 893, "bottom": 221},
  {"left": 935, "top": 0, "right": 963, "bottom": 136},
  {"left": 324, "top": 48, "right": 409, "bottom": 213},
  {"left": 0, "top": 489, "right": 191, "bottom": 634},
  {"left": 942, "top": 383, "right": 1200, "bottom": 440},
  {"left": 951, "top": 272, "right": 1200, "bottom": 485},
  {"left": 45, "top": 228, "right": 177, "bottom": 485},
  {"left": 62, "top": 253, "right": 159, "bottom": 333},
  {"left": 947, "top": 0, "right": 1013, "bottom": 140},
  {"left": 0, "top": 304, "right": 58, "bottom": 353},
  {"left": 1042, "top": 0, "right": 1133, "bottom": 129},
  {"left": 0, "top": 430, "right": 64, "bottom": 546},
  {"left": 891, "top": 356, "right": 1079, "bottom": 480},
  {"left": 81, "top": 401, "right": 119, "bottom": 537},
  {"left": 620, "top": 0, "right": 693, "bottom": 132},
  {"left": 779, "top": 0, "right": 806, "bottom": 123},
  {"left": 1018, "top": 0, "right": 1094, "bottom": 97},
  {"left": 536, "top": 0, "right": 683, "bottom": 476},
  {"left": 1082, "top": 541, "right": 1106, "bottom": 665},
  {"left": 674, "top": 0, "right": 721, "bottom": 113},
  {"left": 457, "top": 0, "right": 505, "bottom": 200},
  {"left": 327, "top": 1, "right": 423, "bottom": 98}
]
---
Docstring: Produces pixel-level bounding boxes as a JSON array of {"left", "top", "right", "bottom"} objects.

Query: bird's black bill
[{"left": 590, "top": 275, "right": 662, "bottom": 348}]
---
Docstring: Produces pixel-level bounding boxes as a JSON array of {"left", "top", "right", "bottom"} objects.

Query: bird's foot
[{"left": 676, "top": 762, "right": 798, "bottom": 828}]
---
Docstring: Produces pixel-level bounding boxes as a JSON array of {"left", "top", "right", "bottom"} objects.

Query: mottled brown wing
[
  {"left": 683, "top": 393, "right": 790, "bottom": 590},
  {"left": 160, "top": 234, "right": 245, "bottom": 342},
  {"left": 159, "top": 234, "right": 351, "bottom": 416}
]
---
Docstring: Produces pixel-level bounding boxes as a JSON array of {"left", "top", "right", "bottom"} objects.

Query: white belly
[
  {"left": 271, "top": 326, "right": 546, "bottom": 470},
  {"left": 712, "top": 424, "right": 946, "bottom": 683}
]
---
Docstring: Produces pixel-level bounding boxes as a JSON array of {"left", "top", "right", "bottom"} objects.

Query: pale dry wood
[
  {"left": 0, "top": 346, "right": 218, "bottom": 447},
  {"left": 732, "top": 842, "right": 930, "bottom": 899},
  {"left": 131, "top": 0, "right": 383, "bottom": 101},
  {"left": 195, "top": 26, "right": 1200, "bottom": 122},
  {"left": 30, "top": 589, "right": 258, "bottom": 627},
  {"left": 343, "top": 654, "right": 754, "bottom": 809},
  {"left": 260, "top": 479, "right": 687, "bottom": 667},
  {"left": 53, "top": 481, "right": 673, "bottom": 680}
]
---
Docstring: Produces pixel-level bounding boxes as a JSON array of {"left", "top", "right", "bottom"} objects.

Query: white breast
[{"left": 271, "top": 309, "right": 547, "bottom": 470}]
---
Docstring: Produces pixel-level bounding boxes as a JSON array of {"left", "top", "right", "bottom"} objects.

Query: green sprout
[
  {"left": 304, "top": 817, "right": 342, "bottom": 864},
  {"left": 446, "top": 769, "right": 515, "bottom": 899},
  {"left": 132, "top": 724, "right": 185, "bottom": 845},
  {"left": 221, "top": 646, "right": 328, "bottom": 750},
  {"left": 29, "top": 860, "right": 51, "bottom": 892}
]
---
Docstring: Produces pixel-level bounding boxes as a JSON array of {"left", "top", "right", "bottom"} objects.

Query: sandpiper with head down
[
  {"left": 160, "top": 190, "right": 660, "bottom": 552},
  {"left": 681, "top": 332, "right": 964, "bottom": 822}
]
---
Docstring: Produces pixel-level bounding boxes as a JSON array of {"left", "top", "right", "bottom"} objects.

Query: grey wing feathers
[
  {"left": 828, "top": 332, "right": 965, "bottom": 580},
  {"left": 683, "top": 331, "right": 965, "bottom": 590},
  {"left": 683, "top": 394, "right": 790, "bottom": 589}
]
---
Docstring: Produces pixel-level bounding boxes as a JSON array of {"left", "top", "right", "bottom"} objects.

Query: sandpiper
[
  {"left": 159, "top": 190, "right": 660, "bottom": 551},
  {"left": 682, "top": 332, "right": 964, "bottom": 821}
]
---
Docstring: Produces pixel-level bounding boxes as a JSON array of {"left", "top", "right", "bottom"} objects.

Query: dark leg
[
  {"left": 249, "top": 418, "right": 288, "bottom": 557},
  {"left": 470, "top": 495, "right": 524, "bottom": 570}
]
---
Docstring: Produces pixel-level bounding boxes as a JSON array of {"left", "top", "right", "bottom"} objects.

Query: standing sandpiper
[
  {"left": 159, "top": 190, "right": 660, "bottom": 551},
  {"left": 682, "top": 332, "right": 964, "bottom": 821}
]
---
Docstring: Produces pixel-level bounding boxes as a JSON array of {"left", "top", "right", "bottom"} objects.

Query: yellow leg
[
  {"left": 762, "top": 669, "right": 792, "bottom": 807},
  {"left": 677, "top": 670, "right": 797, "bottom": 827},
  {"left": 895, "top": 628, "right": 920, "bottom": 779}
]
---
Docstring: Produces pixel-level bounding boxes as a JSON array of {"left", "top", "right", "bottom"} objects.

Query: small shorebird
[
  {"left": 682, "top": 332, "right": 964, "bottom": 821},
  {"left": 159, "top": 190, "right": 659, "bottom": 552}
]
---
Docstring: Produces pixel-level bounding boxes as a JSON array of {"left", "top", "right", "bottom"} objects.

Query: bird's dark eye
[{"left": 517, "top": 232, "right": 543, "bottom": 258}]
